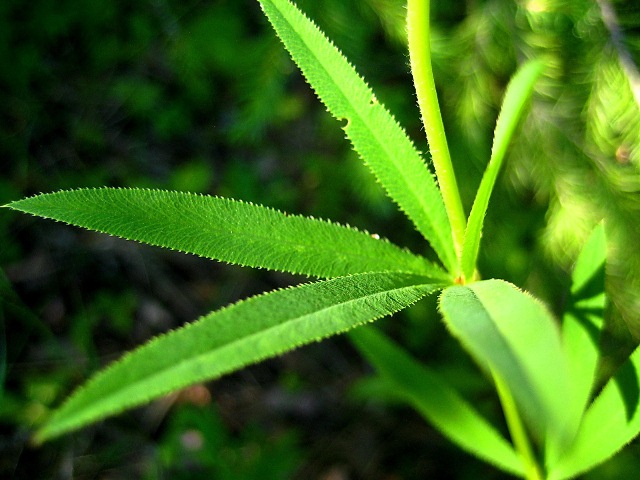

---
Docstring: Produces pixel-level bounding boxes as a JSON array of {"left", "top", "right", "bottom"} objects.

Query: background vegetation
[{"left": 2, "top": 0, "right": 640, "bottom": 478}]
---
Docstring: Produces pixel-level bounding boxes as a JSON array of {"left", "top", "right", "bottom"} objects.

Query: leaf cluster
[{"left": 3, "top": 0, "right": 640, "bottom": 479}]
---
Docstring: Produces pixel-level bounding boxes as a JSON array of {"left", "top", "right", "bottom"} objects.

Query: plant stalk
[
  {"left": 493, "top": 371, "right": 544, "bottom": 480},
  {"left": 407, "top": 0, "right": 466, "bottom": 271}
]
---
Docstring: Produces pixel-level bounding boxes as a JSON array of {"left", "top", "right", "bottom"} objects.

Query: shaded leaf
[{"left": 350, "top": 326, "right": 524, "bottom": 476}]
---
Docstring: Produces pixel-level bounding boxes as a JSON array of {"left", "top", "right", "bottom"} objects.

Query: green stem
[
  {"left": 493, "top": 371, "right": 544, "bottom": 480},
  {"left": 407, "top": 0, "right": 466, "bottom": 270}
]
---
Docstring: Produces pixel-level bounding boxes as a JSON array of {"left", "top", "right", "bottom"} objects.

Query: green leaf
[
  {"left": 5, "top": 188, "right": 445, "bottom": 279},
  {"left": 439, "top": 280, "right": 579, "bottom": 449},
  {"left": 461, "top": 60, "right": 544, "bottom": 280},
  {"left": 349, "top": 326, "right": 525, "bottom": 476},
  {"left": 257, "top": 0, "right": 456, "bottom": 272},
  {"left": 544, "top": 224, "right": 607, "bottom": 469},
  {"left": 549, "top": 345, "right": 640, "bottom": 480},
  {"left": 562, "top": 223, "right": 606, "bottom": 422},
  {"left": 33, "top": 272, "right": 444, "bottom": 443}
]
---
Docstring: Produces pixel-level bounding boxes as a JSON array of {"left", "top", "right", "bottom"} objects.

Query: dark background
[{"left": 2, "top": 0, "right": 640, "bottom": 478}]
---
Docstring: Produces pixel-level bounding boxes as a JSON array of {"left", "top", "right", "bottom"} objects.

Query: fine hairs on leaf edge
[
  {"left": 437, "top": 278, "right": 565, "bottom": 375},
  {"left": 32, "top": 272, "right": 446, "bottom": 443},
  {"left": 5, "top": 186, "right": 389, "bottom": 238},
  {"left": 258, "top": 0, "right": 456, "bottom": 272},
  {"left": 258, "top": 0, "right": 431, "bottom": 171},
  {"left": 5, "top": 187, "right": 449, "bottom": 280},
  {"left": 436, "top": 282, "right": 558, "bottom": 391}
]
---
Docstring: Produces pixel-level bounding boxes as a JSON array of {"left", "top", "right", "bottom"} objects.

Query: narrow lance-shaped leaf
[
  {"left": 33, "top": 272, "right": 445, "bottom": 443},
  {"left": 5, "top": 188, "right": 447, "bottom": 280},
  {"left": 439, "top": 280, "right": 580, "bottom": 450},
  {"left": 350, "top": 326, "right": 525, "bottom": 476},
  {"left": 461, "top": 60, "right": 544, "bottom": 280},
  {"left": 257, "top": 0, "right": 457, "bottom": 272},
  {"left": 549, "top": 344, "right": 640, "bottom": 480}
]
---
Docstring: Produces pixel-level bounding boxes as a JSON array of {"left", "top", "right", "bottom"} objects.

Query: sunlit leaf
[
  {"left": 33, "top": 272, "right": 444, "bottom": 443},
  {"left": 258, "top": 0, "right": 456, "bottom": 272},
  {"left": 562, "top": 223, "right": 606, "bottom": 419},
  {"left": 5, "top": 188, "right": 446, "bottom": 279},
  {"left": 549, "top": 345, "right": 640, "bottom": 480},
  {"left": 461, "top": 60, "right": 543, "bottom": 280},
  {"left": 439, "top": 279, "right": 579, "bottom": 449}
]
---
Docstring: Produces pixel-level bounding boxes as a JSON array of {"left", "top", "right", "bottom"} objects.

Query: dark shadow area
[
  {"left": 613, "top": 358, "right": 640, "bottom": 422},
  {"left": 572, "top": 263, "right": 606, "bottom": 303}
]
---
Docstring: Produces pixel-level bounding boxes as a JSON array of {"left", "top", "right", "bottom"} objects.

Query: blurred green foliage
[
  {"left": 1, "top": 0, "right": 640, "bottom": 478},
  {"left": 154, "top": 403, "right": 301, "bottom": 480}
]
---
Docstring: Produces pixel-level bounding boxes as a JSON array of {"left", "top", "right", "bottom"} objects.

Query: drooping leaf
[
  {"left": 349, "top": 326, "right": 524, "bottom": 476},
  {"left": 5, "top": 188, "right": 446, "bottom": 279},
  {"left": 33, "top": 272, "right": 445, "bottom": 443},
  {"left": 439, "top": 280, "right": 579, "bottom": 449},
  {"left": 257, "top": 0, "right": 457, "bottom": 272},
  {"left": 461, "top": 60, "right": 544, "bottom": 280},
  {"left": 549, "top": 345, "right": 640, "bottom": 480}
]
